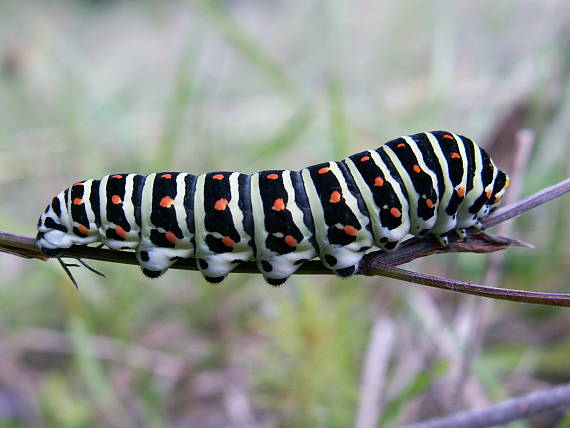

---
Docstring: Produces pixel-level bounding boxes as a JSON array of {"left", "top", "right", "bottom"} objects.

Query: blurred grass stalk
[
  {"left": 450, "top": 129, "right": 536, "bottom": 409},
  {"left": 154, "top": 42, "right": 199, "bottom": 171},
  {"left": 69, "top": 316, "right": 135, "bottom": 428},
  {"left": 189, "top": 0, "right": 297, "bottom": 96},
  {"left": 354, "top": 316, "right": 395, "bottom": 428}
]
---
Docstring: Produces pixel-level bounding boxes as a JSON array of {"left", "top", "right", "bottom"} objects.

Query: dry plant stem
[
  {"left": 401, "top": 382, "right": 570, "bottom": 428},
  {"left": 367, "top": 264, "right": 570, "bottom": 306},
  {"left": 354, "top": 317, "right": 396, "bottom": 428},
  {"left": 0, "top": 178, "right": 568, "bottom": 305},
  {"left": 481, "top": 176, "right": 570, "bottom": 229},
  {"left": 452, "top": 129, "right": 535, "bottom": 408}
]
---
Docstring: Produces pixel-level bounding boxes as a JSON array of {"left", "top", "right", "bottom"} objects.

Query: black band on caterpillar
[{"left": 36, "top": 131, "right": 510, "bottom": 285}]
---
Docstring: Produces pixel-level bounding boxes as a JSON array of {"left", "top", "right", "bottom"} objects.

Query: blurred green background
[{"left": 0, "top": 1, "right": 569, "bottom": 427}]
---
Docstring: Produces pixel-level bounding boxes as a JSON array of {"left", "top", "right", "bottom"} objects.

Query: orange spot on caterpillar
[
  {"left": 160, "top": 196, "right": 173, "bottom": 208},
  {"left": 115, "top": 226, "right": 127, "bottom": 239},
  {"left": 111, "top": 195, "right": 122, "bottom": 205},
  {"left": 390, "top": 207, "right": 402, "bottom": 218},
  {"left": 456, "top": 187, "right": 466, "bottom": 197},
  {"left": 488, "top": 162, "right": 493, "bottom": 167},
  {"left": 494, "top": 196, "right": 502, "bottom": 203},
  {"left": 77, "top": 224, "right": 89, "bottom": 235},
  {"left": 272, "top": 198, "right": 285, "bottom": 211},
  {"left": 343, "top": 225, "right": 358, "bottom": 236},
  {"left": 214, "top": 198, "right": 228, "bottom": 211},
  {"left": 73, "top": 198, "right": 84, "bottom": 205},
  {"left": 111, "top": 175, "right": 123, "bottom": 179},
  {"left": 374, "top": 176, "right": 384, "bottom": 187},
  {"left": 397, "top": 143, "right": 405, "bottom": 148},
  {"left": 165, "top": 231, "right": 177, "bottom": 244},
  {"left": 425, "top": 199, "right": 434, "bottom": 209},
  {"left": 486, "top": 189, "right": 492, "bottom": 199},
  {"left": 284, "top": 235, "right": 298, "bottom": 247},
  {"left": 360, "top": 156, "right": 370, "bottom": 162},
  {"left": 329, "top": 191, "right": 341, "bottom": 203},
  {"left": 451, "top": 152, "right": 461, "bottom": 159},
  {"left": 212, "top": 174, "right": 224, "bottom": 180},
  {"left": 161, "top": 174, "right": 172, "bottom": 179},
  {"left": 413, "top": 165, "right": 421, "bottom": 173},
  {"left": 73, "top": 182, "right": 85, "bottom": 187},
  {"left": 443, "top": 134, "right": 454, "bottom": 140},
  {"left": 318, "top": 167, "right": 330, "bottom": 174},
  {"left": 222, "top": 236, "right": 235, "bottom": 247},
  {"left": 267, "top": 173, "right": 279, "bottom": 180}
]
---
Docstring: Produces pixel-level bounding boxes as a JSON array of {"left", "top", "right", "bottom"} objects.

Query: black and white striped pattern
[{"left": 37, "top": 131, "right": 510, "bottom": 285}]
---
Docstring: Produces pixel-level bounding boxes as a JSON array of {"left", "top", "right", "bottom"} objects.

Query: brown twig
[
  {"left": 450, "top": 129, "right": 535, "bottom": 409},
  {"left": 481, "top": 177, "right": 570, "bottom": 229},
  {"left": 401, "top": 382, "right": 570, "bottom": 428},
  {"left": 367, "top": 264, "right": 570, "bottom": 306},
  {"left": 0, "top": 177, "right": 568, "bottom": 305}
]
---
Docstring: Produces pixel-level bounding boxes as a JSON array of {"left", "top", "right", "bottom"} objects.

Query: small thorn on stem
[
  {"left": 77, "top": 258, "right": 106, "bottom": 278},
  {"left": 57, "top": 258, "right": 79, "bottom": 290}
]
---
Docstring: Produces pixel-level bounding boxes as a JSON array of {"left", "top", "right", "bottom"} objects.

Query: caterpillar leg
[
  {"left": 321, "top": 250, "right": 364, "bottom": 277},
  {"left": 257, "top": 251, "right": 314, "bottom": 286},
  {"left": 456, "top": 228, "right": 468, "bottom": 239},
  {"left": 454, "top": 218, "right": 485, "bottom": 242},
  {"left": 436, "top": 233, "right": 449, "bottom": 247},
  {"left": 136, "top": 244, "right": 193, "bottom": 278},
  {"left": 196, "top": 254, "right": 244, "bottom": 284}
]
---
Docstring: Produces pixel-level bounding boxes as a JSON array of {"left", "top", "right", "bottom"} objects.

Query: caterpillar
[{"left": 37, "top": 131, "right": 509, "bottom": 285}]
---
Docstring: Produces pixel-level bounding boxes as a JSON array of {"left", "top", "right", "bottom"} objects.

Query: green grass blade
[
  {"left": 327, "top": 76, "right": 349, "bottom": 158},
  {"left": 68, "top": 316, "right": 133, "bottom": 428},
  {"left": 245, "top": 103, "right": 314, "bottom": 166},
  {"left": 154, "top": 42, "right": 199, "bottom": 171},
  {"left": 190, "top": 0, "right": 296, "bottom": 95}
]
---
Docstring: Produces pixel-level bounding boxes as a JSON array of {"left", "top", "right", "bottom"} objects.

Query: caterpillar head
[
  {"left": 487, "top": 170, "right": 510, "bottom": 212},
  {"left": 36, "top": 192, "right": 73, "bottom": 256}
]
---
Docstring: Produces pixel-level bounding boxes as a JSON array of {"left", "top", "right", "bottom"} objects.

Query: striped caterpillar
[{"left": 37, "top": 131, "right": 509, "bottom": 285}]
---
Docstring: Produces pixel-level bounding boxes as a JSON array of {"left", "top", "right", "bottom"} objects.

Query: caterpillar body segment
[
  {"left": 137, "top": 172, "right": 196, "bottom": 278},
  {"left": 37, "top": 131, "right": 509, "bottom": 285},
  {"left": 193, "top": 171, "right": 254, "bottom": 282},
  {"left": 251, "top": 170, "right": 318, "bottom": 285},
  {"left": 302, "top": 161, "right": 374, "bottom": 277}
]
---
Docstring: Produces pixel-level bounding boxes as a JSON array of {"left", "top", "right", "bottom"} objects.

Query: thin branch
[
  {"left": 373, "top": 262, "right": 570, "bottom": 306},
  {"left": 482, "top": 177, "right": 570, "bottom": 228},
  {"left": 0, "top": 177, "right": 568, "bottom": 305},
  {"left": 401, "top": 382, "right": 570, "bottom": 428},
  {"left": 0, "top": 227, "right": 531, "bottom": 274}
]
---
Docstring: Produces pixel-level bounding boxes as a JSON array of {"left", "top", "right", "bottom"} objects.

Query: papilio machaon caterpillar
[{"left": 37, "top": 131, "right": 509, "bottom": 285}]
